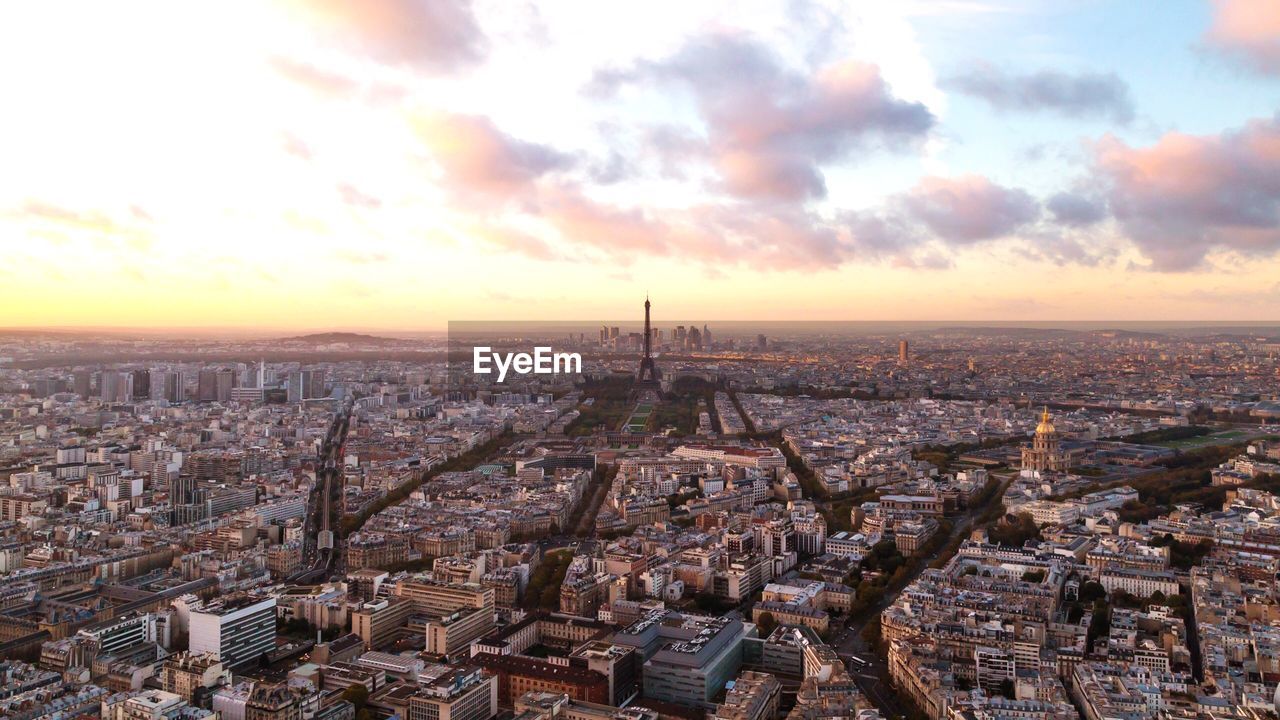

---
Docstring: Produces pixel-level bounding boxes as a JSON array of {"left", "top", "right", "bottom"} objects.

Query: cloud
[
  {"left": 412, "top": 112, "right": 571, "bottom": 199},
  {"left": 287, "top": 0, "right": 487, "bottom": 73},
  {"left": 469, "top": 224, "right": 561, "bottom": 261},
  {"left": 529, "top": 185, "right": 860, "bottom": 270},
  {"left": 591, "top": 34, "right": 933, "bottom": 201},
  {"left": 529, "top": 182, "right": 1014, "bottom": 272},
  {"left": 334, "top": 250, "right": 390, "bottom": 265},
  {"left": 537, "top": 186, "right": 672, "bottom": 257},
  {"left": 586, "top": 151, "right": 632, "bottom": 185},
  {"left": 901, "top": 175, "right": 1039, "bottom": 243},
  {"left": 516, "top": 170, "right": 1105, "bottom": 273},
  {"left": 1046, "top": 192, "right": 1107, "bottom": 227},
  {"left": 280, "top": 133, "right": 313, "bottom": 161},
  {"left": 14, "top": 201, "right": 153, "bottom": 250},
  {"left": 336, "top": 183, "right": 382, "bottom": 209},
  {"left": 948, "top": 66, "right": 1134, "bottom": 123},
  {"left": 703, "top": 205, "right": 848, "bottom": 269},
  {"left": 1092, "top": 114, "right": 1280, "bottom": 270},
  {"left": 1016, "top": 230, "right": 1111, "bottom": 267},
  {"left": 1204, "top": 0, "right": 1280, "bottom": 75},
  {"left": 269, "top": 56, "right": 361, "bottom": 97},
  {"left": 839, "top": 210, "right": 925, "bottom": 263},
  {"left": 1175, "top": 282, "right": 1280, "bottom": 304}
]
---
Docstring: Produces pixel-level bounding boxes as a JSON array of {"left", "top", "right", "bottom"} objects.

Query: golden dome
[{"left": 1035, "top": 407, "right": 1055, "bottom": 435}]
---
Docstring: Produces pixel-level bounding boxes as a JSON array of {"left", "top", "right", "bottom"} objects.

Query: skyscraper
[
  {"left": 100, "top": 370, "right": 120, "bottom": 403},
  {"left": 150, "top": 369, "right": 167, "bottom": 401},
  {"left": 215, "top": 368, "right": 236, "bottom": 402},
  {"left": 899, "top": 339, "right": 909, "bottom": 364},
  {"left": 197, "top": 369, "right": 218, "bottom": 402},
  {"left": 132, "top": 369, "right": 150, "bottom": 399},
  {"left": 72, "top": 370, "right": 92, "bottom": 397},
  {"left": 165, "top": 371, "right": 187, "bottom": 402},
  {"left": 288, "top": 369, "right": 322, "bottom": 402},
  {"left": 307, "top": 369, "right": 325, "bottom": 399},
  {"left": 100, "top": 370, "right": 132, "bottom": 403}
]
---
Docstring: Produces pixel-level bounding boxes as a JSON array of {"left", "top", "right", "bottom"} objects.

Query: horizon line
[{"left": 4, "top": 319, "right": 1280, "bottom": 335}]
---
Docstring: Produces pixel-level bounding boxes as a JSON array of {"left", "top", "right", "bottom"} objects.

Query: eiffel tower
[{"left": 636, "top": 295, "right": 660, "bottom": 388}]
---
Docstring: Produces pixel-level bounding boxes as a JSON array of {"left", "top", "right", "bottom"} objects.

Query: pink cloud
[
  {"left": 413, "top": 112, "right": 570, "bottom": 199},
  {"left": 537, "top": 186, "right": 672, "bottom": 257},
  {"left": 1093, "top": 114, "right": 1280, "bottom": 269},
  {"left": 1205, "top": 0, "right": 1280, "bottom": 75},
  {"left": 534, "top": 187, "right": 864, "bottom": 271},
  {"left": 269, "top": 56, "right": 361, "bottom": 97},
  {"left": 470, "top": 223, "right": 561, "bottom": 261},
  {"left": 288, "top": 0, "right": 486, "bottom": 73},
  {"left": 591, "top": 35, "right": 933, "bottom": 202},
  {"left": 336, "top": 183, "right": 382, "bottom": 210},
  {"left": 902, "top": 175, "right": 1039, "bottom": 243}
]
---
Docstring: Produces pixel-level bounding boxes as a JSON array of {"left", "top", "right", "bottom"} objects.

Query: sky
[{"left": 2, "top": 0, "right": 1280, "bottom": 329}]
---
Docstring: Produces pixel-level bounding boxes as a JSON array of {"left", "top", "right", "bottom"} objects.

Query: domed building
[{"left": 1021, "top": 407, "right": 1068, "bottom": 474}]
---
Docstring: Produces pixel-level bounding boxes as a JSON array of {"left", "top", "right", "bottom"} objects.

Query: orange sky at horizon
[{"left": 4, "top": 0, "right": 1280, "bottom": 328}]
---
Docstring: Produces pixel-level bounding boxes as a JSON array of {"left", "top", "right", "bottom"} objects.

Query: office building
[
  {"left": 165, "top": 370, "right": 187, "bottom": 402},
  {"left": 351, "top": 597, "right": 413, "bottom": 650},
  {"left": 407, "top": 666, "right": 497, "bottom": 720},
  {"left": 77, "top": 611, "right": 157, "bottom": 657},
  {"left": 612, "top": 611, "right": 751, "bottom": 709},
  {"left": 73, "top": 369, "right": 92, "bottom": 397},
  {"left": 189, "top": 596, "right": 277, "bottom": 671},
  {"left": 196, "top": 369, "right": 217, "bottom": 402}
]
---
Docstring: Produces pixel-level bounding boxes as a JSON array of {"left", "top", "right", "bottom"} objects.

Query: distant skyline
[
  {"left": 4, "top": 1, "right": 1280, "bottom": 327},
  {"left": 7, "top": 319, "right": 1280, "bottom": 341}
]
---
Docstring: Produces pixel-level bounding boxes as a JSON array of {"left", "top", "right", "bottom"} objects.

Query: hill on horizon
[{"left": 278, "top": 331, "right": 403, "bottom": 344}]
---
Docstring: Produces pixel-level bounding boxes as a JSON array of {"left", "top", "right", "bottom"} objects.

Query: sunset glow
[{"left": 3, "top": 0, "right": 1280, "bottom": 328}]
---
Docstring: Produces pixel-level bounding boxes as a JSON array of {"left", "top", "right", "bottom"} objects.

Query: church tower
[{"left": 1021, "top": 406, "right": 1066, "bottom": 473}]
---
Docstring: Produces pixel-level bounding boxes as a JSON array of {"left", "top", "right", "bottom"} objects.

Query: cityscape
[
  {"left": 4, "top": 2, "right": 1280, "bottom": 720},
  {"left": 2, "top": 309, "right": 1280, "bottom": 720}
]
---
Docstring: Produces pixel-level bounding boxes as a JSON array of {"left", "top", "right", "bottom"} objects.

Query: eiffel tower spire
[{"left": 637, "top": 295, "right": 658, "bottom": 385}]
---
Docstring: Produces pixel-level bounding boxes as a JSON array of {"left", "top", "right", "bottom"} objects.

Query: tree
[
  {"left": 539, "top": 583, "right": 560, "bottom": 610},
  {"left": 342, "top": 685, "right": 369, "bottom": 713},
  {"left": 1066, "top": 603, "right": 1084, "bottom": 623},
  {"left": 756, "top": 611, "right": 777, "bottom": 637},
  {"left": 1079, "top": 581, "right": 1107, "bottom": 603},
  {"left": 1086, "top": 600, "right": 1111, "bottom": 652},
  {"left": 694, "top": 591, "right": 724, "bottom": 612},
  {"left": 987, "top": 513, "right": 1041, "bottom": 548}
]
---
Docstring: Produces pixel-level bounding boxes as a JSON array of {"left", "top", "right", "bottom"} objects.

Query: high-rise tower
[{"left": 637, "top": 295, "right": 659, "bottom": 385}]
